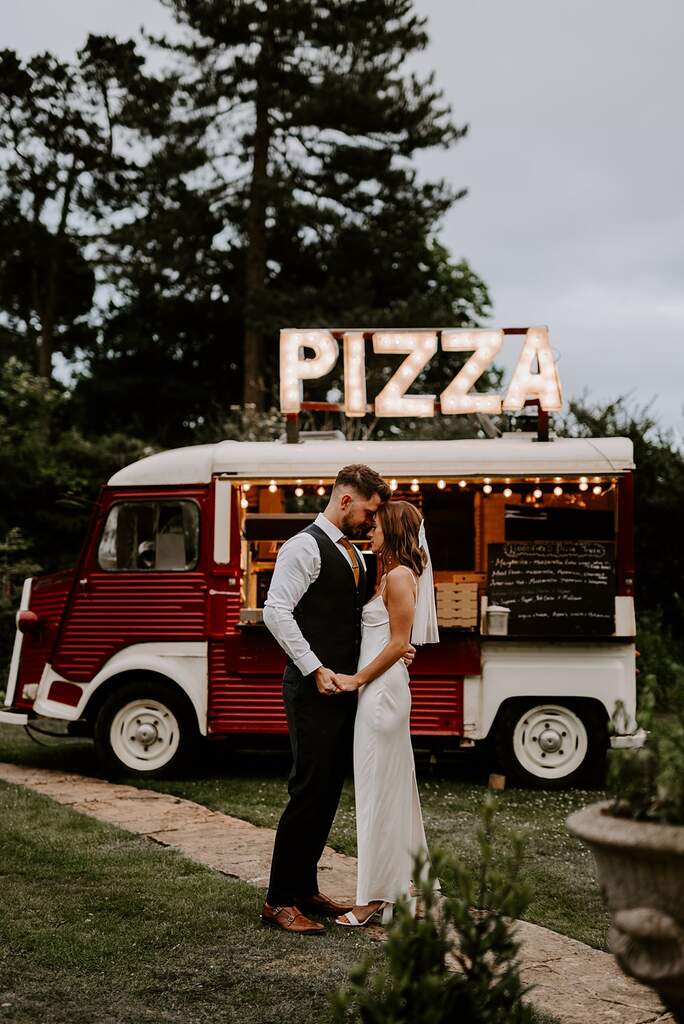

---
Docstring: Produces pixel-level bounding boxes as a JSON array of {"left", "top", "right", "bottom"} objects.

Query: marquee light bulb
[
  {"left": 240, "top": 497, "right": 249, "bottom": 509},
  {"left": 268, "top": 480, "right": 277, "bottom": 493},
  {"left": 459, "top": 480, "right": 467, "bottom": 489},
  {"left": 317, "top": 486, "right": 326, "bottom": 496},
  {"left": 372, "top": 332, "right": 437, "bottom": 418},
  {"left": 533, "top": 488, "right": 543, "bottom": 499},
  {"left": 242, "top": 482, "right": 251, "bottom": 491},
  {"left": 483, "top": 483, "right": 493, "bottom": 494},
  {"left": 503, "top": 487, "right": 513, "bottom": 498},
  {"left": 389, "top": 478, "right": 398, "bottom": 492},
  {"left": 440, "top": 329, "right": 504, "bottom": 414},
  {"left": 553, "top": 485, "right": 563, "bottom": 496},
  {"left": 437, "top": 479, "right": 446, "bottom": 490},
  {"left": 579, "top": 476, "right": 588, "bottom": 484},
  {"left": 410, "top": 478, "right": 420, "bottom": 492},
  {"left": 343, "top": 332, "right": 367, "bottom": 416},
  {"left": 593, "top": 485, "right": 602, "bottom": 495},
  {"left": 279, "top": 329, "right": 339, "bottom": 413},
  {"left": 579, "top": 481, "right": 589, "bottom": 492},
  {"left": 294, "top": 486, "right": 304, "bottom": 497},
  {"left": 501, "top": 327, "right": 563, "bottom": 413}
]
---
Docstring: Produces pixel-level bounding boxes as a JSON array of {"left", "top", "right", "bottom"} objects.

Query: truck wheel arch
[{"left": 82, "top": 670, "right": 201, "bottom": 733}]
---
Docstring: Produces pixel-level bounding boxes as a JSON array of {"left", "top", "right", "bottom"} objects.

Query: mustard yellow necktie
[{"left": 339, "top": 537, "right": 361, "bottom": 587}]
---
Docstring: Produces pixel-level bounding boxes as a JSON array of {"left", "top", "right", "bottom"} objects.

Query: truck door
[{"left": 51, "top": 490, "right": 209, "bottom": 684}]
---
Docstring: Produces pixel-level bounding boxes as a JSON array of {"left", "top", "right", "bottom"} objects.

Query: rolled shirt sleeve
[{"left": 263, "top": 533, "right": 323, "bottom": 676}]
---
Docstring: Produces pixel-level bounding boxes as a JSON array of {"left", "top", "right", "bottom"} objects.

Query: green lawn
[
  {"left": 0, "top": 723, "right": 609, "bottom": 951},
  {"left": 0, "top": 778, "right": 383, "bottom": 1024}
]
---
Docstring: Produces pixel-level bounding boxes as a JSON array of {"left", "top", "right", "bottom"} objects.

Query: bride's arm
[{"left": 334, "top": 569, "right": 415, "bottom": 691}]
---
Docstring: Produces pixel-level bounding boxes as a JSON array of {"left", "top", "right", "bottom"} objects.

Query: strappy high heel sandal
[{"left": 335, "top": 902, "right": 394, "bottom": 927}]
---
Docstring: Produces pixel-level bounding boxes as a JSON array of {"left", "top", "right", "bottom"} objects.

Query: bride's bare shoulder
[{"left": 385, "top": 565, "right": 417, "bottom": 591}]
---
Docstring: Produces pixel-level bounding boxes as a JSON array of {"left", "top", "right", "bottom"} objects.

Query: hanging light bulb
[
  {"left": 240, "top": 497, "right": 249, "bottom": 509},
  {"left": 317, "top": 485, "right": 326, "bottom": 496},
  {"left": 592, "top": 484, "right": 602, "bottom": 495},
  {"left": 553, "top": 485, "right": 563, "bottom": 496},
  {"left": 579, "top": 481, "right": 589, "bottom": 492},
  {"left": 483, "top": 483, "right": 493, "bottom": 495},
  {"left": 389, "top": 478, "right": 398, "bottom": 492},
  {"left": 268, "top": 480, "right": 277, "bottom": 493},
  {"left": 410, "top": 478, "right": 420, "bottom": 493},
  {"left": 294, "top": 486, "right": 304, "bottom": 497},
  {"left": 458, "top": 480, "right": 467, "bottom": 489},
  {"left": 503, "top": 487, "right": 513, "bottom": 498},
  {"left": 533, "top": 487, "right": 543, "bottom": 499},
  {"left": 437, "top": 479, "right": 446, "bottom": 490}
]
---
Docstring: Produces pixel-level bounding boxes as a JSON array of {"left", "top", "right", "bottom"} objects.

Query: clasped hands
[{"left": 314, "top": 644, "right": 416, "bottom": 696}]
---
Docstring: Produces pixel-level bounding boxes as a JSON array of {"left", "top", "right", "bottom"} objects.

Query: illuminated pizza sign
[{"left": 279, "top": 327, "right": 562, "bottom": 418}]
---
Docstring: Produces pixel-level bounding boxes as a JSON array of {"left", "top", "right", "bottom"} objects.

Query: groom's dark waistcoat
[{"left": 291, "top": 523, "right": 366, "bottom": 676}]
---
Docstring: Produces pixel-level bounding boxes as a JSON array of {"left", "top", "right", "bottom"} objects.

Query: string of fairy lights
[{"left": 238, "top": 476, "right": 616, "bottom": 508}]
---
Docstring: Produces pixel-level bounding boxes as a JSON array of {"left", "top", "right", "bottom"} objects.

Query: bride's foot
[{"left": 335, "top": 901, "right": 384, "bottom": 927}]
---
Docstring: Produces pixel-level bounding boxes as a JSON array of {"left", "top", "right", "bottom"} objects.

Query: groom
[{"left": 261, "top": 464, "right": 400, "bottom": 934}]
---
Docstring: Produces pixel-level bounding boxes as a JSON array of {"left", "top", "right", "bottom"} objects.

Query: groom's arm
[{"left": 263, "top": 534, "right": 323, "bottom": 678}]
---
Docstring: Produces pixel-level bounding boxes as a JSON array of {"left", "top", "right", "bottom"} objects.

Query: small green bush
[
  {"left": 332, "top": 796, "right": 534, "bottom": 1024},
  {"left": 609, "top": 670, "right": 684, "bottom": 825}
]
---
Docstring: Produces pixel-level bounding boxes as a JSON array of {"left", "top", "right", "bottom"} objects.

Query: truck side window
[{"left": 98, "top": 501, "right": 200, "bottom": 571}]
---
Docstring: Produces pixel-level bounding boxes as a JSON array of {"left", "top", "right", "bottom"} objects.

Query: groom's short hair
[{"left": 334, "top": 464, "right": 391, "bottom": 502}]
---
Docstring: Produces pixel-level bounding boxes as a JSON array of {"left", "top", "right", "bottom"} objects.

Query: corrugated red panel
[
  {"left": 15, "top": 571, "right": 73, "bottom": 706},
  {"left": 52, "top": 572, "right": 207, "bottom": 681},
  {"left": 208, "top": 639, "right": 288, "bottom": 734},
  {"left": 207, "top": 636, "right": 464, "bottom": 737},
  {"left": 409, "top": 677, "right": 464, "bottom": 735}
]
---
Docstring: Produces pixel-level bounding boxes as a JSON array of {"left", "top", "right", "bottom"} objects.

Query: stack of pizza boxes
[{"left": 434, "top": 575, "right": 479, "bottom": 629}]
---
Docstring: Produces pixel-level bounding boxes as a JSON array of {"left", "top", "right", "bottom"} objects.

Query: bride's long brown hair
[{"left": 376, "top": 500, "right": 427, "bottom": 578}]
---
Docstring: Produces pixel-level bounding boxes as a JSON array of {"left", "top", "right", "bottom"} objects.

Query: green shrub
[
  {"left": 609, "top": 671, "right": 684, "bottom": 825},
  {"left": 331, "top": 796, "right": 534, "bottom": 1024}
]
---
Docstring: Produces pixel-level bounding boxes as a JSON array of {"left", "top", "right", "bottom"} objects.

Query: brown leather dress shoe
[
  {"left": 260, "top": 902, "right": 325, "bottom": 935},
  {"left": 294, "top": 891, "right": 354, "bottom": 918}
]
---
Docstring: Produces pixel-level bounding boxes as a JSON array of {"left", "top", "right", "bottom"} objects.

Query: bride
[{"left": 332, "top": 499, "right": 439, "bottom": 926}]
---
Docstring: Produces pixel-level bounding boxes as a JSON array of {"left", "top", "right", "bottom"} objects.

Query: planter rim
[{"left": 567, "top": 800, "right": 684, "bottom": 854}]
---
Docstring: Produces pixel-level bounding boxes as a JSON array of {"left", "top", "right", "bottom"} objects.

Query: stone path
[{"left": 0, "top": 762, "right": 672, "bottom": 1024}]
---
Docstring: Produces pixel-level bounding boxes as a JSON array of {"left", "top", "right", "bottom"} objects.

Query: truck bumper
[
  {"left": 610, "top": 728, "right": 648, "bottom": 749},
  {"left": 0, "top": 708, "right": 29, "bottom": 726}
]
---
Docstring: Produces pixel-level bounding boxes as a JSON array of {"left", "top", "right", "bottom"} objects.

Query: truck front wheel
[
  {"left": 495, "top": 701, "right": 607, "bottom": 788},
  {"left": 93, "top": 680, "right": 199, "bottom": 778}
]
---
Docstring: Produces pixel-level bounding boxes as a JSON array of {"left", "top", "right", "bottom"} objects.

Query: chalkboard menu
[{"left": 488, "top": 542, "right": 615, "bottom": 636}]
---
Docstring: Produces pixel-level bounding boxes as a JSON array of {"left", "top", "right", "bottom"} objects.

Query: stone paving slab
[{"left": 0, "top": 761, "right": 672, "bottom": 1024}]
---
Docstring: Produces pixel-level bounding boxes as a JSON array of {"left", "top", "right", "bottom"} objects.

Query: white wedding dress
[{"left": 353, "top": 572, "right": 431, "bottom": 906}]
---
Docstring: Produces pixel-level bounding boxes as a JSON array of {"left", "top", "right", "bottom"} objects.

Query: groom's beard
[{"left": 340, "top": 513, "right": 369, "bottom": 541}]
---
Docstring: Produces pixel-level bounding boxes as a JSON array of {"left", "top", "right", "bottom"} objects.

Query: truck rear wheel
[
  {"left": 495, "top": 701, "right": 607, "bottom": 789},
  {"left": 94, "top": 680, "right": 199, "bottom": 778}
]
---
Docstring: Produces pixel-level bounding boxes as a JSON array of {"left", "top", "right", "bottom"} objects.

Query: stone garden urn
[{"left": 567, "top": 801, "right": 684, "bottom": 1022}]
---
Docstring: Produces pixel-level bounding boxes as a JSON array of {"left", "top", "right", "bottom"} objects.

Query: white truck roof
[{"left": 108, "top": 435, "right": 634, "bottom": 487}]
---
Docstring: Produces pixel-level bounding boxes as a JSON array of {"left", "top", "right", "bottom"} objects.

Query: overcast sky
[{"left": 4, "top": 0, "right": 683, "bottom": 438}]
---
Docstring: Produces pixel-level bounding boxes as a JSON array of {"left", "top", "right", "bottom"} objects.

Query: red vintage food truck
[{"left": 2, "top": 429, "right": 643, "bottom": 785}]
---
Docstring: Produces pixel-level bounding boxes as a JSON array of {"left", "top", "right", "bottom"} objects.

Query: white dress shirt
[{"left": 263, "top": 512, "right": 362, "bottom": 676}]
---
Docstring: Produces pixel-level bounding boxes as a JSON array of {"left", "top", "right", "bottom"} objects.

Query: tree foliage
[
  {"left": 557, "top": 395, "right": 684, "bottom": 636},
  {"left": 0, "top": 38, "right": 173, "bottom": 380}
]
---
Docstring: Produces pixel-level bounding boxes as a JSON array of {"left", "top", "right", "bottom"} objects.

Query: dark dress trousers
[{"left": 266, "top": 523, "right": 366, "bottom": 906}]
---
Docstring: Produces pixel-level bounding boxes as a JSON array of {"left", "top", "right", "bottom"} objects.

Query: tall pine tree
[{"left": 148, "top": 0, "right": 488, "bottom": 411}]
